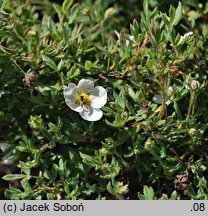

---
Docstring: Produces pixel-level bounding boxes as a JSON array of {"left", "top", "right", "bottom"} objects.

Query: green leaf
[
  {"left": 150, "top": 7, "right": 158, "bottom": 19},
  {"left": 17, "top": 160, "right": 37, "bottom": 175},
  {"left": 21, "top": 178, "right": 33, "bottom": 193},
  {"left": 162, "top": 14, "right": 170, "bottom": 27},
  {"left": 115, "top": 88, "right": 126, "bottom": 111},
  {"left": 80, "top": 152, "right": 100, "bottom": 167},
  {"left": 170, "top": 191, "right": 179, "bottom": 200},
  {"left": 106, "top": 182, "right": 115, "bottom": 195},
  {"left": 186, "top": 186, "right": 197, "bottom": 199},
  {"left": 97, "top": 8, "right": 104, "bottom": 21},
  {"left": 53, "top": 3, "right": 62, "bottom": 16},
  {"left": 138, "top": 186, "right": 155, "bottom": 200},
  {"left": 105, "top": 119, "right": 119, "bottom": 128},
  {"left": 42, "top": 55, "right": 57, "bottom": 71},
  {"left": 198, "top": 177, "right": 207, "bottom": 190},
  {"left": 85, "top": 60, "right": 93, "bottom": 70},
  {"left": 187, "top": 10, "right": 202, "bottom": 20},
  {"left": 169, "top": 5, "right": 175, "bottom": 26},
  {"left": 173, "top": 2, "right": 182, "bottom": 26},
  {"left": 143, "top": 0, "right": 149, "bottom": 16},
  {"left": 62, "top": 0, "right": 74, "bottom": 13},
  {"left": 128, "top": 86, "right": 137, "bottom": 102},
  {"left": 114, "top": 115, "right": 125, "bottom": 128},
  {"left": 3, "top": 174, "right": 27, "bottom": 181}
]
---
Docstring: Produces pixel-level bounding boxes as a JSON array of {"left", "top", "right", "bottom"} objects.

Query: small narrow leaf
[
  {"left": 173, "top": 2, "right": 182, "bottom": 26},
  {"left": 42, "top": 55, "right": 57, "bottom": 71},
  {"left": 143, "top": 0, "right": 149, "bottom": 16},
  {"left": 62, "top": 0, "right": 74, "bottom": 13},
  {"left": 115, "top": 89, "right": 126, "bottom": 111},
  {"left": 169, "top": 5, "right": 175, "bottom": 26},
  {"left": 3, "top": 174, "right": 27, "bottom": 181},
  {"left": 162, "top": 14, "right": 170, "bottom": 27},
  {"left": 53, "top": 3, "right": 62, "bottom": 16}
]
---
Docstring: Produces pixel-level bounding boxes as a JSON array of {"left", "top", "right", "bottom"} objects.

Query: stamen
[{"left": 76, "top": 92, "right": 91, "bottom": 107}]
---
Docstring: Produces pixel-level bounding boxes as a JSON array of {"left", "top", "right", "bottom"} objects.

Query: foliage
[{"left": 0, "top": 0, "right": 208, "bottom": 200}]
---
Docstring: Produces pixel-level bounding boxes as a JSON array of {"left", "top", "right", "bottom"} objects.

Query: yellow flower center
[{"left": 75, "top": 91, "right": 91, "bottom": 107}]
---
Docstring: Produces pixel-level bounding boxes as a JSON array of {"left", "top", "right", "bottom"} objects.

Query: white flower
[
  {"left": 178, "top": 31, "right": 193, "bottom": 45},
  {"left": 64, "top": 79, "right": 107, "bottom": 121},
  {"left": 152, "top": 85, "right": 178, "bottom": 104}
]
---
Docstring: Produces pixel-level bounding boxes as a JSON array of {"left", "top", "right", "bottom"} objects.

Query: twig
[{"left": 0, "top": 44, "right": 25, "bottom": 74}]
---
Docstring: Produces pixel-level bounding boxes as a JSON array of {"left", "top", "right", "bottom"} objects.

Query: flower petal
[
  {"left": 64, "top": 83, "right": 77, "bottom": 95},
  {"left": 77, "top": 78, "right": 94, "bottom": 93},
  {"left": 64, "top": 83, "right": 83, "bottom": 112},
  {"left": 79, "top": 106, "right": 103, "bottom": 121},
  {"left": 90, "top": 86, "right": 107, "bottom": 108}
]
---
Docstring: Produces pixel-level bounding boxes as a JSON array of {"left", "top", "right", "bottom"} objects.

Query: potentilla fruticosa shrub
[{"left": 0, "top": 0, "right": 208, "bottom": 200}]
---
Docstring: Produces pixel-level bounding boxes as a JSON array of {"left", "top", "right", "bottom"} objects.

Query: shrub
[{"left": 0, "top": 0, "right": 208, "bottom": 200}]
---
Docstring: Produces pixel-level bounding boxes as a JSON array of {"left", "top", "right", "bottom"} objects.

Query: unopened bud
[
  {"left": 82, "top": 7, "right": 90, "bottom": 15},
  {"left": 28, "top": 115, "right": 44, "bottom": 130},
  {"left": 104, "top": 7, "right": 115, "bottom": 19},
  {"left": 190, "top": 80, "right": 200, "bottom": 89},
  {"left": 23, "top": 72, "right": 37, "bottom": 87},
  {"left": 119, "top": 184, "right": 129, "bottom": 195},
  {"left": 144, "top": 138, "right": 155, "bottom": 151},
  {"left": 189, "top": 128, "right": 197, "bottom": 135},
  {"left": 102, "top": 163, "right": 110, "bottom": 169},
  {"left": 99, "top": 148, "right": 108, "bottom": 155}
]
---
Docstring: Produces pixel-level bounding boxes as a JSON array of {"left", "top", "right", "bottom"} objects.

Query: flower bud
[
  {"left": 190, "top": 80, "right": 200, "bottom": 89},
  {"left": 102, "top": 163, "right": 110, "bottom": 169},
  {"left": 144, "top": 138, "right": 155, "bottom": 151},
  {"left": 99, "top": 148, "right": 108, "bottom": 155},
  {"left": 118, "top": 184, "right": 129, "bottom": 195},
  {"left": 104, "top": 7, "right": 115, "bottom": 19},
  {"left": 23, "top": 72, "right": 37, "bottom": 87},
  {"left": 174, "top": 174, "right": 191, "bottom": 191},
  {"left": 82, "top": 7, "right": 90, "bottom": 15},
  {"left": 28, "top": 115, "right": 44, "bottom": 130},
  {"left": 189, "top": 128, "right": 197, "bottom": 136}
]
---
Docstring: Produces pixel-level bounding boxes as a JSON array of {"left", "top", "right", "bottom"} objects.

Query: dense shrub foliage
[{"left": 0, "top": 0, "right": 208, "bottom": 199}]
